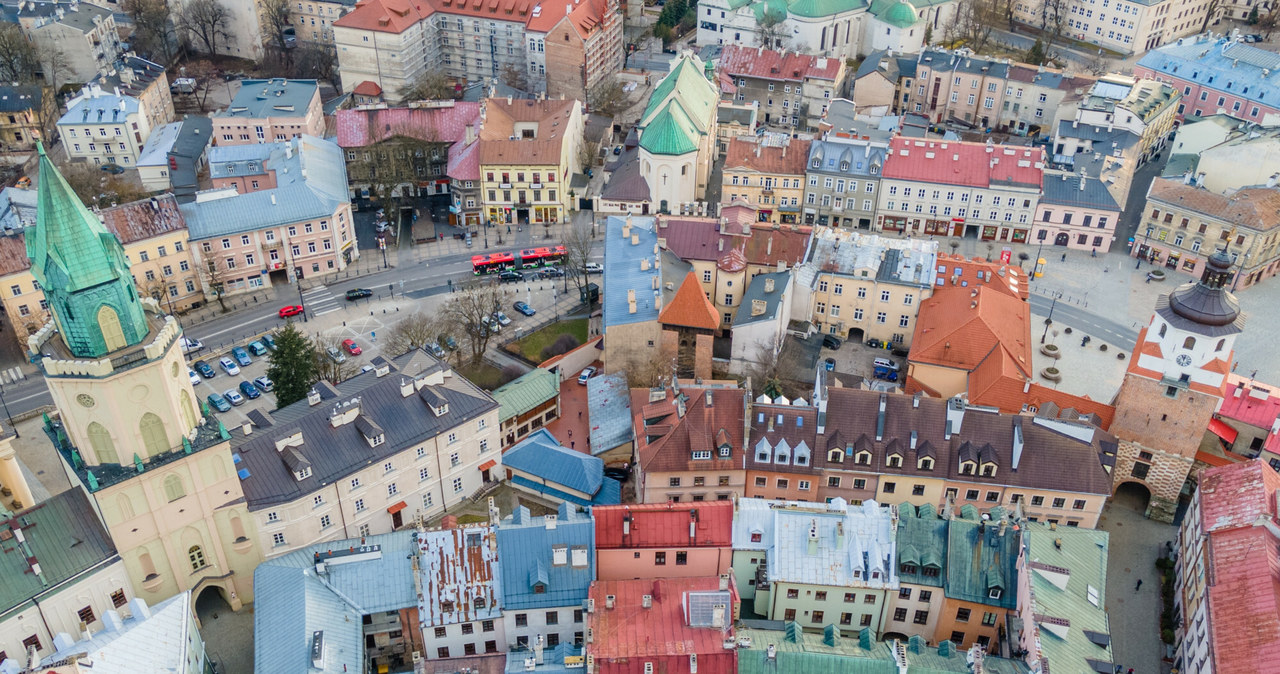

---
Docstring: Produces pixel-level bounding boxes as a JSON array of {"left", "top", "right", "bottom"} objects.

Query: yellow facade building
[
  {"left": 479, "top": 98, "right": 584, "bottom": 227},
  {"left": 722, "top": 137, "right": 810, "bottom": 225}
]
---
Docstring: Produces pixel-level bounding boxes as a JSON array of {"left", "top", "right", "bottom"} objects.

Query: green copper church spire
[{"left": 27, "top": 143, "right": 149, "bottom": 358}]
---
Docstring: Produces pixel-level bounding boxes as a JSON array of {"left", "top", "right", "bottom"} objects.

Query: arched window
[
  {"left": 1183, "top": 336, "right": 1196, "bottom": 350},
  {"left": 163, "top": 474, "right": 185, "bottom": 502},
  {"left": 140, "top": 413, "right": 167, "bottom": 457},
  {"left": 230, "top": 515, "right": 248, "bottom": 542},
  {"left": 138, "top": 550, "right": 157, "bottom": 580},
  {"left": 1216, "top": 338, "right": 1225, "bottom": 352},
  {"left": 116, "top": 493, "right": 134, "bottom": 521},
  {"left": 1158, "top": 323, "right": 1167, "bottom": 338},
  {"left": 97, "top": 305, "right": 126, "bottom": 352},
  {"left": 179, "top": 390, "right": 196, "bottom": 430},
  {"left": 88, "top": 422, "right": 117, "bottom": 464},
  {"left": 188, "top": 545, "right": 206, "bottom": 571}
]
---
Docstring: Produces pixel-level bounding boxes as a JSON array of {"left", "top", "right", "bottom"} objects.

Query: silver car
[{"left": 326, "top": 346, "right": 346, "bottom": 363}]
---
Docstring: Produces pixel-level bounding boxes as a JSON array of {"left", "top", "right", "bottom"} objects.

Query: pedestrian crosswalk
[{"left": 302, "top": 285, "right": 342, "bottom": 316}]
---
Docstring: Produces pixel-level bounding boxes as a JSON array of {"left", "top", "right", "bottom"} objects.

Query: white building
[
  {"left": 417, "top": 523, "right": 506, "bottom": 659},
  {"left": 636, "top": 53, "right": 720, "bottom": 212},
  {"left": 729, "top": 271, "right": 793, "bottom": 374},
  {"left": 1011, "top": 0, "right": 1216, "bottom": 53},
  {"left": 56, "top": 87, "right": 152, "bottom": 169}
]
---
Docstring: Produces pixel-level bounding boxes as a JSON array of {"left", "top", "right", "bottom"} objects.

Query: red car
[
  {"left": 278, "top": 305, "right": 304, "bottom": 318},
  {"left": 342, "top": 338, "right": 362, "bottom": 355}
]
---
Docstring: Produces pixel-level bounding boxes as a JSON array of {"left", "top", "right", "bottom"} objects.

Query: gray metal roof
[
  {"left": 233, "top": 348, "right": 498, "bottom": 509},
  {"left": 1040, "top": 172, "right": 1120, "bottom": 211},
  {"left": 0, "top": 84, "right": 42, "bottom": 113},
  {"left": 37, "top": 592, "right": 197, "bottom": 674},
  {"left": 181, "top": 135, "right": 349, "bottom": 239},
  {"left": 136, "top": 122, "right": 181, "bottom": 167},
  {"left": 733, "top": 270, "right": 790, "bottom": 327},
  {"left": 587, "top": 373, "right": 633, "bottom": 454},
  {"left": 216, "top": 79, "right": 318, "bottom": 119},
  {"left": 19, "top": 0, "right": 114, "bottom": 32},
  {"left": 254, "top": 530, "right": 419, "bottom": 674}
]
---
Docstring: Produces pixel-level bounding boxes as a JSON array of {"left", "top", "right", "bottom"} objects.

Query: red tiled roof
[
  {"left": 352, "top": 80, "right": 383, "bottom": 96},
  {"left": 630, "top": 387, "right": 747, "bottom": 474},
  {"left": 655, "top": 216, "right": 811, "bottom": 268},
  {"left": 1218, "top": 373, "right": 1280, "bottom": 429},
  {"left": 724, "top": 137, "right": 810, "bottom": 176},
  {"left": 593, "top": 500, "right": 734, "bottom": 548},
  {"left": 447, "top": 138, "right": 481, "bottom": 181},
  {"left": 968, "top": 349, "right": 1116, "bottom": 429},
  {"left": 335, "top": 104, "right": 482, "bottom": 147},
  {"left": 909, "top": 284, "right": 1032, "bottom": 376},
  {"left": 479, "top": 98, "right": 576, "bottom": 166},
  {"left": 1197, "top": 460, "right": 1280, "bottom": 674},
  {"left": 883, "top": 138, "right": 1045, "bottom": 189},
  {"left": 527, "top": 0, "right": 610, "bottom": 36},
  {"left": 0, "top": 232, "right": 30, "bottom": 277},
  {"left": 933, "top": 253, "right": 1028, "bottom": 299},
  {"left": 718, "top": 45, "right": 843, "bottom": 82},
  {"left": 587, "top": 576, "right": 738, "bottom": 674},
  {"left": 334, "top": 0, "right": 435, "bottom": 33},
  {"left": 659, "top": 272, "right": 720, "bottom": 330}
]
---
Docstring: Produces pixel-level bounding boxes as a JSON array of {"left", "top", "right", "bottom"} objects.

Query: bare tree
[
  {"left": 57, "top": 162, "right": 149, "bottom": 209},
  {"left": 0, "top": 24, "right": 40, "bottom": 83},
  {"left": 1259, "top": 6, "right": 1280, "bottom": 38},
  {"left": 587, "top": 75, "right": 629, "bottom": 118},
  {"left": 1082, "top": 49, "right": 1110, "bottom": 76},
  {"left": 949, "top": 0, "right": 1000, "bottom": 52},
  {"left": 755, "top": 11, "right": 786, "bottom": 49},
  {"left": 36, "top": 46, "right": 71, "bottom": 100},
  {"left": 742, "top": 334, "right": 787, "bottom": 398},
  {"left": 384, "top": 311, "right": 443, "bottom": 357},
  {"left": 199, "top": 257, "right": 230, "bottom": 313},
  {"left": 181, "top": 60, "right": 219, "bottom": 112},
  {"left": 443, "top": 281, "right": 505, "bottom": 366},
  {"left": 260, "top": 0, "right": 293, "bottom": 62},
  {"left": 401, "top": 71, "right": 459, "bottom": 102},
  {"left": 314, "top": 337, "right": 361, "bottom": 383},
  {"left": 178, "top": 0, "right": 231, "bottom": 56},
  {"left": 292, "top": 44, "right": 338, "bottom": 87},
  {"left": 1038, "top": 0, "right": 1070, "bottom": 63},
  {"left": 125, "top": 0, "right": 178, "bottom": 64},
  {"left": 1200, "top": 0, "right": 1224, "bottom": 32},
  {"left": 560, "top": 217, "right": 596, "bottom": 308},
  {"left": 500, "top": 63, "right": 530, "bottom": 93},
  {"left": 620, "top": 346, "right": 676, "bottom": 388}
]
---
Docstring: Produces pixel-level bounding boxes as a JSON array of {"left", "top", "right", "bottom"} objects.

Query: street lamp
[
  {"left": 1040, "top": 291, "right": 1062, "bottom": 344},
  {"left": 1135, "top": 226, "right": 1152, "bottom": 270},
  {"left": 0, "top": 382, "right": 18, "bottom": 437},
  {"left": 296, "top": 271, "right": 307, "bottom": 323}
]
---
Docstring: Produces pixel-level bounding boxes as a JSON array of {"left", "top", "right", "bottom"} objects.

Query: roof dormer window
[
  {"left": 918, "top": 458, "right": 934, "bottom": 470},
  {"left": 887, "top": 455, "right": 902, "bottom": 468},
  {"left": 856, "top": 451, "right": 872, "bottom": 465},
  {"left": 960, "top": 460, "right": 976, "bottom": 476},
  {"left": 828, "top": 449, "right": 844, "bottom": 463}
]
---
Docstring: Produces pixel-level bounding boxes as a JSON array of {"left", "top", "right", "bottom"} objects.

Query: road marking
[
  {"left": 9, "top": 389, "right": 50, "bottom": 404},
  {"left": 301, "top": 285, "right": 330, "bottom": 297},
  {"left": 314, "top": 307, "right": 343, "bottom": 316},
  {"left": 197, "top": 315, "right": 278, "bottom": 340}
]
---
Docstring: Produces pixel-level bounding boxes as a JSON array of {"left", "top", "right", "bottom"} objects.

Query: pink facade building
[
  {"left": 593, "top": 501, "right": 734, "bottom": 581},
  {"left": 212, "top": 79, "right": 324, "bottom": 146}
]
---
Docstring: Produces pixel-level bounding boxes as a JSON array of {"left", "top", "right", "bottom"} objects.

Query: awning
[
  {"left": 478, "top": 459, "right": 498, "bottom": 472},
  {"left": 387, "top": 501, "right": 407, "bottom": 514},
  {"left": 1208, "top": 418, "right": 1238, "bottom": 444}
]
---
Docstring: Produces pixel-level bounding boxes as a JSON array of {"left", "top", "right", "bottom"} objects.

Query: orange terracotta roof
[
  {"left": 478, "top": 98, "right": 576, "bottom": 166},
  {"left": 724, "top": 137, "right": 810, "bottom": 176},
  {"left": 968, "top": 348, "right": 1116, "bottom": 429},
  {"left": 658, "top": 272, "right": 720, "bottom": 330},
  {"left": 908, "top": 284, "right": 1032, "bottom": 376},
  {"left": 1139, "top": 339, "right": 1164, "bottom": 359},
  {"left": 1203, "top": 357, "right": 1231, "bottom": 374},
  {"left": 353, "top": 80, "right": 383, "bottom": 96},
  {"left": 334, "top": 0, "right": 435, "bottom": 33},
  {"left": 1195, "top": 450, "right": 1245, "bottom": 468}
]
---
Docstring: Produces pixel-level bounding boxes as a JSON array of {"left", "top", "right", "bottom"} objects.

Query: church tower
[
  {"left": 29, "top": 144, "right": 259, "bottom": 613},
  {"left": 1110, "top": 250, "right": 1244, "bottom": 522}
]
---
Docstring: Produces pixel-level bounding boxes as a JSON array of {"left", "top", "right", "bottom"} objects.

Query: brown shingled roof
[
  {"left": 724, "top": 137, "right": 810, "bottom": 176},
  {"left": 631, "top": 386, "right": 747, "bottom": 473},
  {"left": 98, "top": 194, "right": 186, "bottom": 244},
  {"left": 0, "top": 233, "right": 29, "bottom": 277},
  {"left": 1149, "top": 178, "right": 1280, "bottom": 232}
]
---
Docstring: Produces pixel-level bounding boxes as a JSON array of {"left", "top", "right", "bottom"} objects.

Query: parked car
[
  {"left": 513, "top": 301, "right": 536, "bottom": 317},
  {"left": 180, "top": 337, "right": 203, "bottom": 353},
  {"left": 188, "top": 369, "right": 202, "bottom": 386},
  {"left": 493, "top": 311, "right": 512, "bottom": 327},
  {"left": 873, "top": 367, "right": 899, "bottom": 382},
  {"left": 327, "top": 346, "right": 346, "bottom": 363},
  {"left": 193, "top": 360, "right": 216, "bottom": 378},
  {"left": 279, "top": 305, "right": 304, "bottom": 318},
  {"left": 441, "top": 335, "right": 458, "bottom": 351},
  {"left": 247, "top": 341, "right": 268, "bottom": 356},
  {"left": 822, "top": 334, "right": 842, "bottom": 350},
  {"left": 583, "top": 262, "right": 604, "bottom": 274},
  {"left": 100, "top": 163, "right": 125, "bottom": 175},
  {"left": 578, "top": 366, "right": 596, "bottom": 385},
  {"left": 346, "top": 288, "right": 373, "bottom": 300},
  {"left": 539, "top": 267, "right": 565, "bottom": 278},
  {"left": 219, "top": 357, "right": 241, "bottom": 375},
  {"left": 603, "top": 466, "right": 630, "bottom": 481},
  {"left": 261, "top": 334, "right": 277, "bottom": 350},
  {"left": 427, "top": 342, "right": 446, "bottom": 358},
  {"left": 207, "top": 392, "right": 231, "bottom": 413},
  {"left": 865, "top": 338, "right": 883, "bottom": 349},
  {"left": 239, "top": 380, "right": 261, "bottom": 399},
  {"left": 342, "top": 338, "right": 362, "bottom": 355},
  {"left": 612, "top": 145, "right": 623, "bottom": 155},
  {"left": 231, "top": 346, "right": 252, "bottom": 366},
  {"left": 499, "top": 270, "right": 524, "bottom": 283},
  {"left": 223, "top": 388, "right": 245, "bottom": 406},
  {"left": 254, "top": 376, "right": 274, "bottom": 392},
  {"left": 872, "top": 357, "right": 900, "bottom": 371}
]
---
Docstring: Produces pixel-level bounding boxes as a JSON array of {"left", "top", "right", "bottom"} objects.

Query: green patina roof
[
  {"left": 491, "top": 367, "right": 561, "bottom": 424},
  {"left": 28, "top": 143, "right": 150, "bottom": 358},
  {"left": 1, "top": 489, "right": 118, "bottom": 622},
  {"left": 751, "top": 0, "right": 789, "bottom": 21},
  {"left": 639, "top": 55, "right": 718, "bottom": 156},
  {"left": 1023, "top": 521, "right": 1114, "bottom": 672},
  {"left": 869, "top": 0, "right": 918, "bottom": 27},
  {"left": 737, "top": 625, "right": 1030, "bottom": 674},
  {"left": 944, "top": 511, "right": 1019, "bottom": 609},
  {"left": 896, "top": 508, "right": 948, "bottom": 588},
  {"left": 787, "top": 0, "right": 868, "bottom": 19}
]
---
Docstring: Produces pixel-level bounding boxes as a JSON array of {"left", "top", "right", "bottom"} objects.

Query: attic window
[
  {"left": 887, "top": 455, "right": 902, "bottom": 468},
  {"left": 811, "top": 158, "right": 820, "bottom": 168},
  {"left": 981, "top": 464, "right": 996, "bottom": 477},
  {"left": 294, "top": 467, "right": 312, "bottom": 481},
  {"left": 840, "top": 161, "right": 850, "bottom": 171},
  {"left": 757, "top": 451, "right": 769, "bottom": 462},
  {"left": 750, "top": 532, "right": 763, "bottom": 543},
  {"left": 828, "top": 449, "right": 843, "bottom": 463},
  {"left": 553, "top": 545, "right": 568, "bottom": 566},
  {"left": 693, "top": 450, "right": 712, "bottom": 460},
  {"left": 475, "top": 596, "right": 487, "bottom": 608},
  {"left": 919, "top": 458, "right": 934, "bottom": 470},
  {"left": 988, "top": 588, "right": 1003, "bottom": 600},
  {"left": 441, "top": 600, "right": 455, "bottom": 612},
  {"left": 719, "top": 445, "right": 731, "bottom": 457},
  {"left": 855, "top": 451, "right": 872, "bottom": 465},
  {"left": 434, "top": 404, "right": 449, "bottom": 416},
  {"left": 571, "top": 546, "right": 588, "bottom": 568},
  {"left": 466, "top": 532, "right": 482, "bottom": 547},
  {"left": 960, "top": 461, "right": 976, "bottom": 476}
]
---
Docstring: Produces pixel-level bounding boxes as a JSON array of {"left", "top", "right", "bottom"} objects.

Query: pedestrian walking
[
  {"left": 1128, "top": 669, "right": 1135, "bottom": 674},
  {"left": 1061, "top": 253, "right": 1067, "bottom": 262},
  {"left": 578, "top": 410, "right": 583, "bottom": 419},
  {"left": 1135, "top": 579, "right": 1143, "bottom": 591},
  {"left": 571, "top": 441, "right": 575, "bottom": 449}
]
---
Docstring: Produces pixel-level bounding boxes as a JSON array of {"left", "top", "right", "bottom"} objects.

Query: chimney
[
  {"left": 944, "top": 396, "right": 964, "bottom": 439},
  {"left": 835, "top": 520, "right": 845, "bottom": 548},
  {"left": 764, "top": 277, "right": 775, "bottom": 293},
  {"left": 642, "top": 594, "right": 653, "bottom": 608},
  {"left": 1079, "top": 173, "right": 1087, "bottom": 190},
  {"left": 998, "top": 518, "right": 1007, "bottom": 537},
  {"left": 807, "top": 519, "right": 819, "bottom": 555},
  {"left": 1269, "top": 173, "right": 1279, "bottom": 188},
  {"left": 242, "top": 421, "right": 252, "bottom": 436},
  {"left": 534, "top": 635, "right": 546, "bottom": 664},
  {"left": 606, "top": 594, "right": 616, "bottom": 609},
  {"left": 307, "top": 389, "right": 322, "bottom": 406}
]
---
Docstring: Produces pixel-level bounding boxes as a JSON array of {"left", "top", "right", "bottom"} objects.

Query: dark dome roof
[{"left": 1168, "top": 250, "right": 1240, "bottom": 326}]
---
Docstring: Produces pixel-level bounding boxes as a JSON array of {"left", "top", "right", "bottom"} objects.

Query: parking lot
[{"left": 818, "top": 336, "right": 907, "bottom": 385}]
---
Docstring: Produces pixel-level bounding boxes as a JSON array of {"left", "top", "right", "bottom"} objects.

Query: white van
[{"left": 873, "top": 357, "right": 900, "bottom": 371}]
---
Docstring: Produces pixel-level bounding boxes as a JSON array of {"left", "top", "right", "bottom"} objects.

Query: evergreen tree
[
  {"left": 267, "top": 321, "right": 318, "bottom": 409},
  {"left": 1027, "top": 39, "right": 1046, "bottom": 65}
]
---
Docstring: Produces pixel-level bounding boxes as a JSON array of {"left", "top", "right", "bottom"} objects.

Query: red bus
[
  {"left": 471, "top": 252, "right": 516, "bottom": 275},
  {"left": 516, "top": 246, "right": 568, "bottom": 268}
]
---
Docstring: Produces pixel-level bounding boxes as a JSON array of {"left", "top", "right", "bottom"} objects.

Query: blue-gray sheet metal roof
[
  {"left": 217, "top": 79, "right": 318, "bottom": 119},
  {"left": 232, "top": 348, "right": 497, "bottom": 509},
  {"left": 588, "top": 373, "right": 634, "bottom": 454},
  {"left": 496, "top": 502, "right": 596, "bottom": 611},
  {"left": 57, "top": 93, "right": 139, "bottom": 126},
  {"left": 181, "top": 135, "right": 349, "bottom": 239},
  {"left": 254, "top": 530, "right": 418, "bottom": 673},
  {"left": 1040, "top": 172, "right": 1120, "bottom": 211},
  {"left": 603, "top": 215, "right": 661, "bottom": 328},
  {"left": 1139, "top": 36, "right": 1280, "bottom": 108},
  {"left": 733, "top": 270, "right": 790, "bottom": 327},
  {"left": 504, "top": 428, "right": 607, "bottom": 496}
]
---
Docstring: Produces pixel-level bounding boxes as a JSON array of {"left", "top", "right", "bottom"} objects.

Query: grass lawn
[
  {"left": 505, "top": 318, "right": 589, "bottom": 362},
  {"left": 456, "top": 360, "right": 514, "bottom": 391}
]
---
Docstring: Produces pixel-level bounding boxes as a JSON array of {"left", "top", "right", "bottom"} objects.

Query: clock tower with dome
[
  {"left": 1109, "top": 250, "right": 1245, "bottom": 522},
  {"left": 27, "top": 143, "right": 260, "bottom": 617}
]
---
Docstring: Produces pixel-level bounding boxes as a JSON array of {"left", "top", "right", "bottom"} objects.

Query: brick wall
[{"left": 545, "top": 21, "right": 587, "bottom": 103}]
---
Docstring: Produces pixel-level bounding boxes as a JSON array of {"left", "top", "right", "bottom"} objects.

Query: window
[
  {"left": 919, "top": 590, "right": 932, "bottom": 602},
  {"left": 1031, "top": 495, "right": 1044, "bottom": 506},
  {"left": 1073, "top": 499, "right": 1086, "bottom": 510},
  {"left": 913, "top": 610, "right": 929, "bottom": 625},
  {"left": 956, "top": 608, "right": 971, "bottom": 622},
  {"left": 453, "top": 477, "right": 464, "bottom": 493},
  {"left": 1052, "top": 497, "right": 1066, "bottom": 508},
  {"left": 755, "top": 477, "right": 767, "bottom": 487},
  {"left": 787, "top": 588, "right": 800, "bottom": 599},
  {"left": 988, "top": 588, "right": 1003, "bottom": 600},
  {"left": 676, "top": 551, "right": 687, "bottom": 565},
  {"left": 387, "top": 483, "right": 398, "bottom": 496},
  {"left": 78, "top": 605, "right": 96, "bottom": 624},
  {"left": 669, "top": 477, "right": 681, "bottom": 487},
  {"left": 982, "top": 612, "right": 998, "bottom": 626},
  {"left": 812, "top": 610, "right": 825, "bottom": 623},
  {"left": 355, "top": 499, "right": 365, "bottom": 512},
  {"left": 655, "top": 551, "right": 667, "bottom": 565},
  {"left": 777, "top": 478, "right": 789, "bottom": 489},
  {"left": 320, "top": 515, "right": 331, "bottom": 528},
  {"left": 950, "top": 631, "right": 965, "bottom": 645},
  {"left": 111, "top": 589, "right": 127, "bottom": 608},
  {"left": 188, "top": 545, "right": 206, "bottom": 570},
  {"left": 22, "top": 636, "right": 41, "bottom": 653}
]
